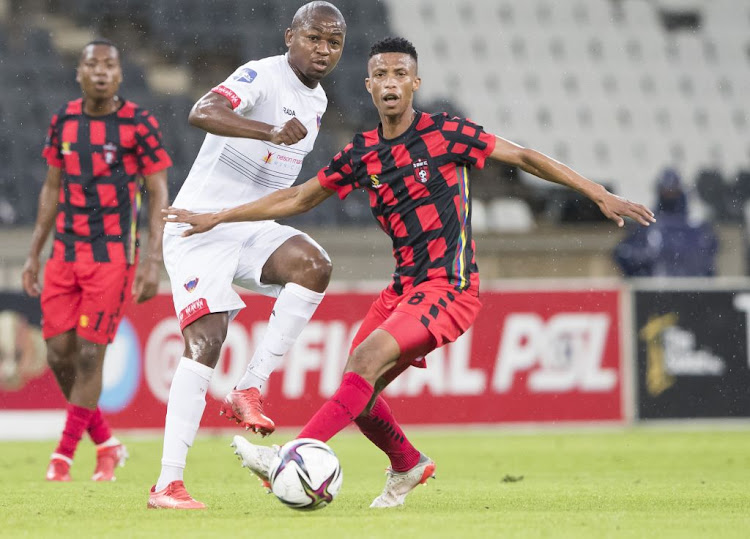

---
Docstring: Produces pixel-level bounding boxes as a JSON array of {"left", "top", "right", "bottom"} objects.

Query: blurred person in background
[
  {"left": 614, "top": 168, "right": 718, "bottom": 277},
  {"left": 166, "top": 37, "right": 655, "bottom": 509},
  {"left": 21, "top": 39, "right": 172, "bottom": 482},
  {"left": 0, "top": 310, "right": 46, "bottom": 391},
  {"left": 149, "top": 1, "right": 346, "bottom": 509}
]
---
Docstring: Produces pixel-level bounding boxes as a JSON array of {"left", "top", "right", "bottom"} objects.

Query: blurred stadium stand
[
  {"left": 390, "top": 0, "right": 750, "bottom": 208},
  {"left": 1, "top": 0, "right": 749, "bottom": 282},
  {"left": 0, "top": 0, "right": 396, "bottom": 227},
  {"left": 3, "top": 0, "right": 750, "bottom": 220}
]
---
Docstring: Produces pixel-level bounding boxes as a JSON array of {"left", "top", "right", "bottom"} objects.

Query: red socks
[
  {"left": 55, "top": 404, "right": 95, "bottom": 459},
  {"left": 355, "top": 395, "right": 420, "bottom": 472},
  {"left": 87, "top": 407, "right": 112, "bottom": 445},
  {"left": 298, "top": 373, "right": 420, "bottom": 473},
  {"left": 298, "top": 372, "right": 374, "bottom": 442}
]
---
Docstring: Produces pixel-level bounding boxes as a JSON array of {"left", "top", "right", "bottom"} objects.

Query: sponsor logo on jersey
[
  {"left": 184, "top": 277, "right": 199, "bottom": 292},
  {"left": 234, "top": 67, "right": 258, "bottom": 84},
  {"left": 283, "top": 107, "right": 296, "bottom": 116},
  {"left": 276, "top": 154, "right": 303, "bottom": 165},
  {"left": 370, "top": 174, "right": 383, "bottom": 189},
  {"left": 316, "top": 114, "right": 322, "bottom": 129},
  {"left": 179, "top": 298, "right": 209, "bottom": 324},
  {"left": 103, "top": 142, "right": 117, "bottom": 164},
  {"left": 263, "top": 151, "right": 274, "bottom": 164},
  {"left": 212, "top": 85, "right": 241, "bottom": 109},
  {"left": 413, "top": 158, "right": 430, "bottom": 183}
]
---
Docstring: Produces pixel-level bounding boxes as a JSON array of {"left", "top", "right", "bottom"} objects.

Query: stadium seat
[
  {"left": 621, "top": 0, "right": 662, "bottom": 31},
  {"left": 570, "top": 0, "right": 614, "bottom": 26},
  {"left": 487, "top": 198, "right": 535, "bottom": 233},
  {"left": 695, "top": 168, "right": 729, "bottom": 219},
  {"left": 3, "top": 0, "right": 749, "bottom": 228},
  {"left": 471, "top": 199, "right": 489, "bottom": 234}
]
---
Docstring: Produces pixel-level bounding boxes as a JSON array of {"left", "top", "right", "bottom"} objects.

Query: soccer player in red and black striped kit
[
  {"left": 22, "top": 39, "right": 172, "bottom": 482},
  {"left": 166, "top": 37, "right": 655, "bottom": 507}
]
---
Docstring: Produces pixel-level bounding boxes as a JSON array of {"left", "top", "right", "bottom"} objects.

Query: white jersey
[{"left": 171, "top": 54, "right": 327, "bottom": 215}]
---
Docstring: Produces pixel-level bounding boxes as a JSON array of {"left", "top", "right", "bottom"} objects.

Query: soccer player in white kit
[{"left": 148, "top": 1, "right": 346, "bottom": 509}]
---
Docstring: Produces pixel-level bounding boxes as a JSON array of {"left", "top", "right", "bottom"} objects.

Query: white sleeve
[{"left": 210, "top": 62, "right": 269, "bottom": 114}]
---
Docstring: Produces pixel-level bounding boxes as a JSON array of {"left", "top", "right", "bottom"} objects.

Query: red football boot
[
  {"left": 219, "top": 387, "right": 275, "bottom": 436},
  {"left": 46, "top": 454, "right": 72, "bottom": 482},
  {"left": 92, "top": 443, "right": 129, "bottom": 481},
  {"left": 147, "top": 481, "right": 206, "bottom": 510}
]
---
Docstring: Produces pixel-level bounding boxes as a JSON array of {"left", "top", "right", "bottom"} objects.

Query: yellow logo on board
[{"left": 639, "top": 313, "right": 677, "bottom": 397}]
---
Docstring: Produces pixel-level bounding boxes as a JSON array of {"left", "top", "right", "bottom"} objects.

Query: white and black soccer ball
[{"left": 269, "top": 438, "right": 343, "bottom": 511}]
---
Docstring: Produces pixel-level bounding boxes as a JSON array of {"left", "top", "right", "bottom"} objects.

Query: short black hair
[
  {"left": 369, "top": 37, "right": 418, "bottom": 62},
  {"left": 81, "top": 38, "right": 119, "bottom": 58}
]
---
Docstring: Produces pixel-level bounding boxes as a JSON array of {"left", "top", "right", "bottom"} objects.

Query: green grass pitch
[{"left": 2, "top": 428, "right": 749, "bottom": 538}]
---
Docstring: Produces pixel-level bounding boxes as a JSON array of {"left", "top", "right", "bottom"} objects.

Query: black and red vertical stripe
[
  {"left": 317, "top": 111, "right": 495, "bottom": 295},
  {"left": 43, "top": 98, "right": 172, "bottom": 264}
]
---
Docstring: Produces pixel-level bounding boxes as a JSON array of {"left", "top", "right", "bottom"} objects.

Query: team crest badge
[
  {"left": 103, "top": 142, "right": 117, "bottom": 164},
  {"left": 413, "top": 158, "right": 430, "bottom": 183},
  {"left": 184, "top": 277, "right": 199, "bottom": 292},
  {"left": 234, "top": 67, "right": 258, "bottom": 84}
]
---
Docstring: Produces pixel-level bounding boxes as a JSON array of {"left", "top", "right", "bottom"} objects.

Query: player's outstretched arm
[
  {"left": 489, "top": 136, "right": 656, "bottom": 227},
  {"left": 163, "top": 177, "right": 335, "bottom": 237},
  {"left": 22, "top": 166, "right": 62, "bottom": 297},
  {"left": 133, "top": 169, "right": 169, "bottom": 303},
  {"left": 189, "top": 92, "right": 308, "bottom": 145}
]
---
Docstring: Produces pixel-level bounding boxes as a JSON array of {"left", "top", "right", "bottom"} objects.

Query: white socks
[
  {"left": 235, "top": 283, "right": 325, "bottom": 391},
  {"left": 155, "top": 358, "right": 213, "bottom": 491},
  {"left": 154, "top": 284, "right": 323, "bottom": 491}
]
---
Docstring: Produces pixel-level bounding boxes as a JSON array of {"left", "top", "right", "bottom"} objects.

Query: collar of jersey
[
  {"left": 377, "top": 110, "right": 423, "bottom": 145},
  {"left": 283, "top": 53, "right": 321, "bottom": 96}
]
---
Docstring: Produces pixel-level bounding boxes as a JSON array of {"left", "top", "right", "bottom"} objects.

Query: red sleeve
[
  {"left": 440, "top": 114, "right": 496, "bottom": 169},
  {"left": 135, "top": 110, "right": 173, "bottom": 175},
  {"left": 210, "top": 84, "right": 241, "bottom": 109},
  {"left": 42, "top": 113, "right": 63, "bottom": 167},
  {"left": 317, "top": 143, "right": 356, "bottom": 200}
]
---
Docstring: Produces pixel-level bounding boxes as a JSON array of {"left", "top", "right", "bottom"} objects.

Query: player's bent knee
[
  {"left": 75, "top": 341, "right": 107, "bottom": 377},
  {"left": 290, "top": 250, "right": 332, "bottom": 291},
  {"left": 185, "top": 334, "right": 225, "bottom": 367},
  {"left": 46, "top": 349, "right": 71, "bottom": 370},
  {"left": 45, "top": 334, "right": 76, "bottom": 367},
  {"left": 76, "top": 353, "right": 101, "bottom": 377},
  {"left": 344, "top": 348, "right": 383, "bottom": 385},
  {"left": 313, "top": 252, "right": 333, "bottom": 281}
]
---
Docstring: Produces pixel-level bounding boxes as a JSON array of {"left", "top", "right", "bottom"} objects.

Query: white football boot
[
  {"left": 370, "top": 453, "right": 436, "bottom": 508},
  {"left": 231, "top": 435, "right": 279, "bottom": 490}
]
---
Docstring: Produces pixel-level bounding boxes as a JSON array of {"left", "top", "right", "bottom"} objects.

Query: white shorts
[{"left": 163, "top": 221, "right": 316, "bottom": 329}]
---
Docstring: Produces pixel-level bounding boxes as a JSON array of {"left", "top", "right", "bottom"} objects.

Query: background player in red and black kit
[
  {"left": 165, "top": 37, "right": 655, "bottom": 507},
  {"left": 22, "top": 39, "right": 172, "bottom": 482}
]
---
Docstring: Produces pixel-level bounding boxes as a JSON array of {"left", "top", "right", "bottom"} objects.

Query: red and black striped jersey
[
  {"left": 318, "top": 111, "right": 496, "bottom": 295},
  {"left": 42, "top": 98, "right": 172, "bottom": 264}
]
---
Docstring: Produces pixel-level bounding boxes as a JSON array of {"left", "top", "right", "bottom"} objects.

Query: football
[{"left": 268, "top": 438, "right": 343, "bottom": 510}]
